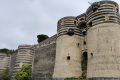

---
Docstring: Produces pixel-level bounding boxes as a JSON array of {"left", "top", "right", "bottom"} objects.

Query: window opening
[{"left": 67, "top": 56, "right": 70, "bottom": 60}]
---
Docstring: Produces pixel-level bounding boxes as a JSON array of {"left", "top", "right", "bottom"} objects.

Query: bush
[{"left": 14, "top": 64, "right": 32, "bottom": 80}]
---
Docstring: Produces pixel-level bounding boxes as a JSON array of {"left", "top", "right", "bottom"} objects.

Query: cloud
[{"left": 0, "top": 0, "right": 120, "bottom": 49}]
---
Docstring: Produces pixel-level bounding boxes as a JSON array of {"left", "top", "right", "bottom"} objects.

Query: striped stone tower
[
  {"left": 86, "top": 1, "right": 120, "bottom": 80},
  {"left": 53, "top": 16, "right": 82, "bottom": 78}
]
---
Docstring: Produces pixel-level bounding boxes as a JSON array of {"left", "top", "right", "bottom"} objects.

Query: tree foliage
[
  {"left": 14, "top": 64, "right": 32, "bottom": 80},
  {"left": 0, "top": 48, "right": 16, "bottom": 55},
  {"left": 0, "top": 48, "right": 9, "bottom": 53},
  {"left": 37, "top": 34, "right": 49, "bottom": 43},
  {"left": 0, "top": 69, "right": 10, "bottom": 80}
]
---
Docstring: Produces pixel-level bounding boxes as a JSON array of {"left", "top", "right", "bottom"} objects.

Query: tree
[
  {"left": 0, "top": 48, "right": 9, "bottom": 53},
  {"left": 0, "top": 69, "right": 10, "bottom": 80},
  {"left": 0, "top": 48, "right": 16, "bottom": 55},
  {"left": 14, "top": 64, "right": 32, "bottom": 80},
  {"left": 37, "top": 34, "right": 49, "bottom": 43}
]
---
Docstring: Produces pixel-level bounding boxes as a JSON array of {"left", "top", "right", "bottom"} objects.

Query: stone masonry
[
  {"left": 32, "top": 0, "right": 120, "bottom": 80},
  {"left": 33, "top": 35, "right": 56, "bottom": 80}
]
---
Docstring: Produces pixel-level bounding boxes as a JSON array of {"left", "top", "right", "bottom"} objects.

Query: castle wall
[
  {"left": 33, "top": 35, "right": 56, "bottom": 80},
  {"left": 32, "top": 1, "right": 120, "bottom": 80}
]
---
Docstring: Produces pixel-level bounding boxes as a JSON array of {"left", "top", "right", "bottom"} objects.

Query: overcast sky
[{"left": 0, "top": 0, "right": 120, "bottom": 49}]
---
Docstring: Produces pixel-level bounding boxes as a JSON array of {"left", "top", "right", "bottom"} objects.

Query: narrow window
[
  {"left": 77, "top": 43, "right": 80, "bottom": 47},
  {"left": 83, "top": 41, "right": 86, "bottom": 45},
  {"left": 91, "top": 53, "right": 93, "bottom": 57},
  {"left": 67, "top": 56, "right": 70, "bottom": 60},
  {"left": 74, "top": 21, "right": 77, "bottom": 25}
]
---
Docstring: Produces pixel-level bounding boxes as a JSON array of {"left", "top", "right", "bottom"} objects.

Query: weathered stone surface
[
  {"left": 9, "top": 53, "right": 17, "bottom": 77},
  {"left": 33, "top": 35, "right": 56, "bottom": 80},
  {"left": 87, "top": 23, "right": 120, "bottom": 78},
  {"left": 88, "top": 78, "right": 120, "bottom": 80},
  {"left": 32, "top": 1, "right": 120, "bottom": 80},
  {"left": 53, "top": 35, "right": 82, "bottom": 78}
]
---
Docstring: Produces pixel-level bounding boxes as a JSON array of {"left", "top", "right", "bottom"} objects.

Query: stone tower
[
  {"left": 53, "top": 16, "right": 82, "bottom": 78},
  {"left": 86, "top": 1, "right": 120, "bottom": 79},
  {"left": 13, "top": 45, "right": 34, "bottom": 76}
]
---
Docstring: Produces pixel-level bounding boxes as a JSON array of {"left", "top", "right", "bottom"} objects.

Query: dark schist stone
[{"left": 33, "top": 42, "right": 56, "bottom": 80}]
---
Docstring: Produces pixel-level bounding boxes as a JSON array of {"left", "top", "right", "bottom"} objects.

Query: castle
[
  {"left": 33, "top": 0, "right": 120, "bottom": 80},
  {"left": 5, "top": 0, "right": 120, "bottom": 80}
]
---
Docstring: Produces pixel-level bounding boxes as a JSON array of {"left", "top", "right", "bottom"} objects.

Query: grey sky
[{"left": 0, "top": 0, "right": 120, "bottom": 49}]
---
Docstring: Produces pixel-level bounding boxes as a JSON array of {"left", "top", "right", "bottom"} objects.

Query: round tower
[
  {"left": 53, "top": 16, "right": 82, "bottom": 78},
  {"left": 86, "top": 1, "right": 120, "bottom": 79}
]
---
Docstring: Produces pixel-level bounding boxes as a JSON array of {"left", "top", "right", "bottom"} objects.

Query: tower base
[{"left": 88, "top": 77, "right": 120, "bottom": 80}]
